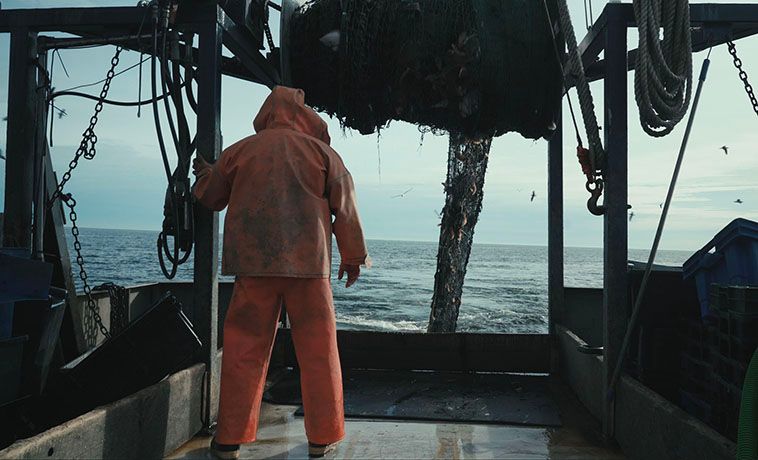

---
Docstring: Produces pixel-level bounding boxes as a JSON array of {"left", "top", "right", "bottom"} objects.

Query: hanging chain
[
  {"left": 727, "top": 41, "right": 758, "bottom": 118},
  {"left": 61, "top": 193, "right": 111, "bottom": 341},
  {"left": 94, "top": 282, "right": 129, "bottom": 336},
  {"left": 262, "top": 1, "right": 276, "bottom": 52},
  {"left": 48, "top": 47, "right": 123, "bottom": 208}
]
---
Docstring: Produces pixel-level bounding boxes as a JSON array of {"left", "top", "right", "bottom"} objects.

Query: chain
[
  {"left": 262, "top": 1, "right": 276, "bottom": 52},
  {"left": 48, "top": 47, "right": 123, "bottom": 208},
  {"left": 727, "top": 41, "right": 758, "bottom": 118},
  {"left": 94, "top": 282, "right": 129, "bottom": 336},
  {"left": 61, "top": 193, "right": 111, "bottom": 341}
]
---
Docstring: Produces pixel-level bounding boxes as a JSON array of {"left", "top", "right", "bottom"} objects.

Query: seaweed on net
[{"left": 288, "top": 0, "right": 563, "bottom": 141}]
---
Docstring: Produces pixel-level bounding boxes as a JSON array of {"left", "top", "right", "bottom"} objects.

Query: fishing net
[{"left": 288, "top": 0, "right": 563, "bottom": 139}]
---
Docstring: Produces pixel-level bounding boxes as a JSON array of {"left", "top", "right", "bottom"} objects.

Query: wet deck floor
[{"left": 168, "top": 377, "right": 624, "bottom": 459}]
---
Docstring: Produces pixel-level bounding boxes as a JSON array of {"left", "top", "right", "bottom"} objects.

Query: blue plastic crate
[{"left": 683, "top": 218, "right": 758, "bottom": 318}]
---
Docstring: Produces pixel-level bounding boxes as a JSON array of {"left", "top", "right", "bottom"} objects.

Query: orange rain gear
[
  {"left": 193, "top": 86, "right": 368, "bottom": 445},
  {"left": 193, "top": 86, "right": 368, "bottom": 276},
  {"left": 216, "top": 277, "right": 344, "bottom": 445}
]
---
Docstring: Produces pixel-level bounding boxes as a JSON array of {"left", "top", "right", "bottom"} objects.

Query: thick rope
[
  {"left": 633, "top": 0, "right": 693, "bottom": 137},
  {"left": 555, "top": 0, "right": 604, "bottom": 171}
]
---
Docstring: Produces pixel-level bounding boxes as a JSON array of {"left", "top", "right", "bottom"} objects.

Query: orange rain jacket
[{"left": 193, "top": 86, "right": 368, "bottom": 277}]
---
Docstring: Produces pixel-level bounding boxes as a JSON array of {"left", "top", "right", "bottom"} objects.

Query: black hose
[
  {"left": 160, "top": 30, "right": 181, "bottom": 159},
  {"left": 151, "top": 8, "right": 180, "bottom": 279},
  {"left": 171, "top": 73, "right": 196, "bottom": 264},
  {"left": 183, "top": 34, "right": 198, "bottom": 114},
  {"left": 156, "top": 23, "right": 197, "bottom": 273},
  {"left": 164, "top": 32, "right": 194, "bottom": 266},
  {"left": 50, "top": 86, "right": 186, "bottom": 107}
]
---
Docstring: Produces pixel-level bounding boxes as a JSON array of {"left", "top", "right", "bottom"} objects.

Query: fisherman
[{"left": 192, "top": 86, "right": 369, "bottom": 459}]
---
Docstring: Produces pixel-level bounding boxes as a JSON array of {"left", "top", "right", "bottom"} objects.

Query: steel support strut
[
  {"left": 548, "top": 107, "right": 564, "bottom": 347},
  {"left": 3, "top": 29, "right": 38, "bottom": 251},
  {"left": 601, "top": 5, "right": 629, "bottom": 440},
  {"left": 193, "top": 8, "right": 223, "bottom": 432},
  {"left": 33, "top": 50, "right": 50, "bottom": 260}
]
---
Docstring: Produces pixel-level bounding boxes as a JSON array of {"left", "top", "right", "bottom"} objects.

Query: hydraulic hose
[
  {"left": 160, "top": 31, "right": 193, "bottom": 266},
  {"left": 151, "top": 7, "right": 180, "bottom": 279},
  {"left": 183, "top": 34, "right": 198, "bottom": 114}
]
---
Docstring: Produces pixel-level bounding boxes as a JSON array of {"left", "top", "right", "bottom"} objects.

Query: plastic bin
[
  {"left": 0, "top": 335, "right": 28, "bottom": 406},
  {"left": 683, "top": 218, "right": 758, "bottom": 318},
  {"left": 61, "top": 292, "right": 201, "bottom": 410},
  {"left": 727, "top": 285, "right": 758, "bottom": 314}
]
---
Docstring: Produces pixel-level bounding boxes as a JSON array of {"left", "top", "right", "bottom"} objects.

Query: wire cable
[{"left": 57, "top": 55, "right": 151, "bottom": 94}]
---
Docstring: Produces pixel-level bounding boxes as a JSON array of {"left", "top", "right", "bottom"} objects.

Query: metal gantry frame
[
  {"left": 2, "top": 0, "right": 758, "bottom": 442},
  {"left": 547, "top": 1, "right": 758, "bottom": 438},
  {"left": 0, "top": 1, "right": 280, "bottom": 430}
]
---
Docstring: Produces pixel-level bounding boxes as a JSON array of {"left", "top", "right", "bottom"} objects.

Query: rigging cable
[
  {"left": 544, "top": 0, "right": 606, "bottom": 215},
  {"left": 56, "top": 55, "right": 151, "bottom": 93},
  {"left": 554, "top": 0, "right": 604, "bottom": 170}
]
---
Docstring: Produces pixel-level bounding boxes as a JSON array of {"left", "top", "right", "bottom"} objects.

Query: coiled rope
[{"left": 633, "top": 0, "right": 693, "bottom": 137}]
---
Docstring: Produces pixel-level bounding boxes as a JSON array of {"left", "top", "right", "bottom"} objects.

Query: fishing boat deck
[{"left": 168, "top": 374, "right": 624, "bottom": 459}]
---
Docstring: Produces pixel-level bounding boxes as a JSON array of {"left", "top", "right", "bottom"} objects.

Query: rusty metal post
[
  {"left": 33, "top": 50, "right": 49, "bottom": 260},
  {"left": 548, "top": 107, "right": 564, "bottom": 342},
  {"left": 194, "top": 6, "right": 223, "bottom": 431},
  {"left": 602, "top": 4, "right": 628, "bottom": 440},
  {"left": 3, "top": 28, "right": 38, "bottom": 251}
]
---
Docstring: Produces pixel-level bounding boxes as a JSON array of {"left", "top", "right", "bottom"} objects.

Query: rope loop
[{"left": 633, "top": 0, "right": 693, "bottom": 137}]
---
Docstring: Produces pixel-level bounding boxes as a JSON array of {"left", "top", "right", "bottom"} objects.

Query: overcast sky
[{"left": 0, "top": 0, "right": 756, "bottom": 251}]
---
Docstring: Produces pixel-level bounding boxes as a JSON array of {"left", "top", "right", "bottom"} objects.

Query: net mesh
[{"left": 289, "top": 0, "right": 562, "bottom": 139}]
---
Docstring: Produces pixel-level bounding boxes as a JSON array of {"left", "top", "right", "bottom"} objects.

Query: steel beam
[
  {"left": 193, "top": 9, "right": 223, "bottom": 431},
  {"left": 548, "top": 108, "right": 564, "bottom": 341},
  {"left": 32, "top": 51, "right": 49, "bottom": 259},
  {"left": 0, "top": 6, "right": 274, "bottom": 86},
  {"left": 690, "top": 3, "right": 758, "bottom": 25},
  {"left": 3, "top": 29, "right": 38, "bottom": 251},
  {"left": 585, "top": 25, "right": 758, "bottom": 83},
  {"left": 579, "top": 3, "right": 758, "bottom": 84},
  {"left": 220, "top": 14, "right": 280, "bottom": 88},
  {"left": 602, "top": 7, "right": 629, "bottom": 440},
  {"left": 0, "top": 7, "right": 147, "bottom": 32},
  {"left": 45, "top": 152, "right": 86, "bottom": 356}
]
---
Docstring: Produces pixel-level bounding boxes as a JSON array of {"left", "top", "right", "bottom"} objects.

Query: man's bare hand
[
  {"left": 338, "top": 263, "right": 360, "bottom": 288},
  {"left": 193, "top": 156, "right": 211, "bottom": 176}
]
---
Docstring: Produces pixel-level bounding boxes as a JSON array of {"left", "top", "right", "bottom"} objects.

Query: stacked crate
[
  {"left": 707, "top": 285, "right": 758, "bottom": 439},
  {"left": 678, "top": 316, "right": 714, "bottom": 423}
]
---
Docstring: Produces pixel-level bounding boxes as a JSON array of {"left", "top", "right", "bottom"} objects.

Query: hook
[{"left": 586, "top": 178, "right": 605, "bottom": 216}]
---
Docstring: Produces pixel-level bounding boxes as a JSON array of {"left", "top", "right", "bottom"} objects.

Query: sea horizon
[
  {"left": 70, "top": 226, "right": 700, "bottom": 254},
  {"left": 64, "top": 228, "right": 695, "bottom": 333}
]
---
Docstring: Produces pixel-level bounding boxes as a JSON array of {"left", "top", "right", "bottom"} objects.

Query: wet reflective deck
[{"left": 168, "top": 375, "right": 624, "bottom": 459}]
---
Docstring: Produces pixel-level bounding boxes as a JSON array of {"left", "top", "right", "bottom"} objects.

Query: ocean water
[{"left": 67, "top": 228, "right": 693, "bottom": 334}]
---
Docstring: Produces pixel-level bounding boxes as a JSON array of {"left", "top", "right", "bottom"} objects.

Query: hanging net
[{"left": 287, "top": 0, "right": 563, "bottom": 140}]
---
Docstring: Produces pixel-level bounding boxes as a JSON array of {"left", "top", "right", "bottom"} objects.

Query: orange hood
[{"left": 253, "top": 86, "right": 331, "bottom": 145}]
